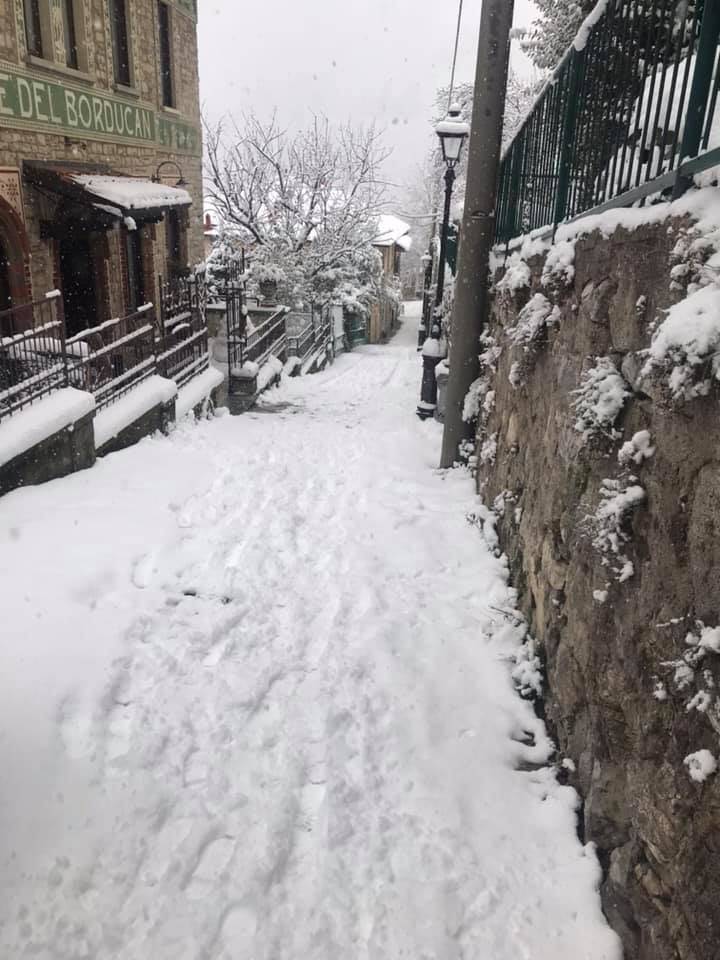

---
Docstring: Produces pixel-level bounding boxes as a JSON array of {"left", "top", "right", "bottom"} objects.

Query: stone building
[
  {"left": 369, "top": 214, "right": 411, "bottom": 343},
  {"left": 0, "top": 0, "right": 203, "bottom": 334}
]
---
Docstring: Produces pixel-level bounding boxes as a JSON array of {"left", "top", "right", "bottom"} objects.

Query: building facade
[
  {"left": 368, "top": 214, "right": 410, "bottom": 343},
  {"left": 0, "top": 0, "right": 203, "bottom": 334}
]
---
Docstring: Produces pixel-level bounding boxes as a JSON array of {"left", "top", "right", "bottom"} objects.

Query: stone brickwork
[
  {"left": 476, "top": 217, "right": 720, "bottom": 960},
  {"left": 0, "top": 0, "right": 203, "bottom": 312}
]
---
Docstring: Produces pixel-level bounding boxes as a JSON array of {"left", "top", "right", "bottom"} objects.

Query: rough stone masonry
[{"left": 473, "top": 210, "right": 720, "bottom": 960}]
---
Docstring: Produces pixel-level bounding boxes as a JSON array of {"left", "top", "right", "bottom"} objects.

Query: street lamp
[
  {"left": 418, "top": 250, "right": 433, "bottom": 351},
  {"left": 152, "top": 160, "right": 187, "bottom": 186},
  {"left": 417, "top": 105, "right": 469, "bottom": 419}
]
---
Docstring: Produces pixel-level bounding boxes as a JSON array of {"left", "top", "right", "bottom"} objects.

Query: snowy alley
[{"left": 0, "top": 304, "right": 620, "bottom": 959}]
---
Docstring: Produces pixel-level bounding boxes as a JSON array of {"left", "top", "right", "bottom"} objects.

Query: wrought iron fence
[
  {"left": 244, "top": 307, "right": 288, "bottom": 367},
  {"left": 287, "top": 308, "right": 332, "bottom": 365},
  {"left": 68, "top": 305, "right": 157, "bottom": 409},
  {"left": 158, "top": 271, "right": 210, "bottom": 387},
  {"left": 224, "top": 257, "right": 249, "bottom": 377},
  {"left": 496, "top": 0, "right": 720, "bottom": 243},
  {"left": 0, "top": 278, "right": 212, "bottom": 420},
  {"left": 0, "top": 292, "right": 70, "bottom": 421}
]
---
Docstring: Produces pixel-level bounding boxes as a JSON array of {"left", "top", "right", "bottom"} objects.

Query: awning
[{"left": 24, "top": 164, "right": 192, "bottom": 225}]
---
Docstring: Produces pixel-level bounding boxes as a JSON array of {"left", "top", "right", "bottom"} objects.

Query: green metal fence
[{"left": 496, "top": 0, "right": 720, "bottom": 243}]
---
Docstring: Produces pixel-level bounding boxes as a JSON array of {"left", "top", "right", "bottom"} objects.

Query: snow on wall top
[
  {"left": 374, "top": 214, "right": 412, "bottom": 250},
  {"left": 72, "top": 176, "right": 192, "bottom": 212},
  {"left": 0, "top": 388, "right": 95, "bottom": 469},
  {"left": 573, "top": 0, "right": 610, "bottom": 52},
  {"left": 94, "top": 375, "right": 177, "bottom": 449}
]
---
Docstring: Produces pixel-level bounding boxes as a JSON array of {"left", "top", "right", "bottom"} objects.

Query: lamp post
[
  {"left": 416, "top": 105, "right": 469, "bottom": 420},
  {"left": 153, "top": 160, "right": 187, "bottom": 186},
  {"left": 418, "top": 250, "right": 433, "bottom": 350}
]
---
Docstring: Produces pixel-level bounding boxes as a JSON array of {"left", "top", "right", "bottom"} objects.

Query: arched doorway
[
  {"left": 0, "top": 197, "right": 30, "bottom": 333},
  {"left": 0, "top": 236, "right": 11, "bottom": 313}
]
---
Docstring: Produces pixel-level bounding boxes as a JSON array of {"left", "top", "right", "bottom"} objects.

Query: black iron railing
[
  {"left": 0, "top": 293, "right": 70, "bottom": 421},
  {"left": 287, "top": 308, "right": 332, "bottom": 365},
  {"left": 158, "top": 271, "right": 210, "bottom": 387},
  {"left": 497, "top": 0, "right": 720, "bottom": 243},
  {"left": 68, "top": 305, "right": 157, "bottom": 409},
  {"left": 0, "top": 278, "right": 212, "bottom": 420},
  {"left": 243, "top": 307, "right": 288, "bottom": 368},
  {"left": 224, "top": 258, "right": 249, "bottom": 377}
]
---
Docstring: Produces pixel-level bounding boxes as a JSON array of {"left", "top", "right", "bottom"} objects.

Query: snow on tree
[
  {"left": 204, "top": 113, "right": 389, "bottom": 309},
  {"left": 398, "top": 70, "right": 539, "bottom": 296},
  {"left": 519, "top": 1, "right": 596, "bottom": 71}
]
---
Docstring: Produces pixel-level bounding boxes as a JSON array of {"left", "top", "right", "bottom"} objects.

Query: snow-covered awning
[{"left": 24, "top": 165, "right": 192, "bottom": 224}]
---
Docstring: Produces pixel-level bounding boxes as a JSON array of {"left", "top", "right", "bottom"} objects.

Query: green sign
[
  {"left": 0, "top": 67, "right": 201, "bottom": 156},
  {"left": 157, "top": 115, "right": 201, "bottom": 155}
]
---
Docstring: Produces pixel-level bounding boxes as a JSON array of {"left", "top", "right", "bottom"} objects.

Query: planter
[{"left": 259, "top": 279, "right": 278, "bottom": 303}]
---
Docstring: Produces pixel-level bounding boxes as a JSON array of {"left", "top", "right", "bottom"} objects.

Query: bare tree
[
  {"left": 204, "top": 113, "right": 390, "bottom": 306},
  {"left": 503, "top": 70, "right": 541, "bottom": 145}
]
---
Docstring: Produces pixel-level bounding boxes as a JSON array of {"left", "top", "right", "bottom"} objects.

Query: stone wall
[
  {"left": 0, "top": 408, "right": 95, "bottom": 496},
  {"left": 475, "top": 212, "right": 720, "bottom": 960},
  {"left": 0, "top": 0, "right": 203, "bottom": 306}
]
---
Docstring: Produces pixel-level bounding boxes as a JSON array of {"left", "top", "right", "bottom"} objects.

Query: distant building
[
  {"left": 203, "top": 212, "right": 218, "bottom": 260},
  {"left": 0, "top": 0, "right": 203, "bottom": 334},
  {"left": 369, "top": 214, "right": 412, "bottom": 343}
]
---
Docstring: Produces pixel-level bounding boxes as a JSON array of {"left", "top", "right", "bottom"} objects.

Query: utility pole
[{"left": 439, "top": 0, "right": 515, "bottom": 468}]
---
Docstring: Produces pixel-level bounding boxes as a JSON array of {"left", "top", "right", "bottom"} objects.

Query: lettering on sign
[
  {"left": 0, "top": 169, "right": 25, "bottom": 223},
  {"left": 0, "top": 68, "right": 201, "bottom": 156}
]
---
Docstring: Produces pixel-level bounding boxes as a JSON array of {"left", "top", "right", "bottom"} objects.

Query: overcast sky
[{"left": 198, "top": 0, "right": 539, "bottom": 190}]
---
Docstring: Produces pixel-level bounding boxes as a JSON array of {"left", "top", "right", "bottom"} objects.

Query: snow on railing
[
  {"left": 72, "top": 306, "right": 157, "bottom": 409},
  {"left": 1, "top": 275, "right": 212, "bottom": 422},
  {"left": 158, "top": 273, "right": 210, "bottom": 388},
  {"left": 0, "top": 295, "right": 69, "bottom": 421},
  {"left": 496, "top": 0, "right": 720, "bottom": 244}
]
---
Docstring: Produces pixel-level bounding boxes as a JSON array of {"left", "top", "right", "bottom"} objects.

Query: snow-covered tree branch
[{"left": 204, "top": 113, "right": 391, "bottom": 307}]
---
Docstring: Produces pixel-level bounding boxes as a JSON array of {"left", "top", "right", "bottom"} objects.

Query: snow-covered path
[{"left": 0, "top": 304, "right": 620, "bottom": 959}]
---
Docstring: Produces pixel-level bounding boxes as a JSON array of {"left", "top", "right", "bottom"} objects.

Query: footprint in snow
[
  {"left": 220, "top": 904, "right": 257, "bottom": 954},
  {"left": 132, "top": 553, "right": 158, "bottom": 589},
  {"left": 184, "top": 836, "right": 237, "bottom": 901},
  {"left": 57, "top": 695, "right": 95, "bottom": 761}
]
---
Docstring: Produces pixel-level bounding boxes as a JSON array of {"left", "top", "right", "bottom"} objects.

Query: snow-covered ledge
[
  {"left": 94, "top": 375, "right": 177, "bottom": 454},
  {"left": 175, "top": 366, "right": 224, "bottom": 420},
  {"left": 0, "top": 388, "right": 96, "bottom": 496}
]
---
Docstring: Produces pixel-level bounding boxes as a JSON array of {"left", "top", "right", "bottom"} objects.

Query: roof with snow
[
  {"left": 373, "top": 215, "right": 412, "bottom": 251},
  {"left": 71, "top": 175, "right": 191, "bottom": 211},
  {"left": 24, "top": 165, "right": 191, "bottom": 222}
]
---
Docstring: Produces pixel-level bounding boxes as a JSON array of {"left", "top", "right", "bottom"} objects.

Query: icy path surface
[{"left": 0, "top": 304, "right": 620, "bottom": 959}]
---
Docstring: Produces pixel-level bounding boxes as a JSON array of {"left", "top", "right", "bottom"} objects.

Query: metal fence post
[
  {"left": 553, "top": 47, "right": 585, "bottom": 230},
  {"left": 55, "top": 292, "right": 70, "bottom": 388},
  {"left": 157, "top": 274, "right": 166, "bottom": 378},
  {"left": 673, "top": 0, "right": 720, "bottom": 198}
]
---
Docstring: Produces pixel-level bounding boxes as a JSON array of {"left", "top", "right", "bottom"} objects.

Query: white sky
[{"left": 198, "top": 0, "right": 539, "bottom": 187}]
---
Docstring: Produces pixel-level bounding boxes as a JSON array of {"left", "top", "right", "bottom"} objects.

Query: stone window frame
[
  {"left": 23, "top": 0, "right": 45, "bottom": 59},
  {"left": 157, "top": 0, "right": 177, "bottom": 111},
  {"left": 164, "top": 208, "right": 188, "bottom": 277},
  {"left": 108, "top": 0, "right": 137, "bottom": 94},
  {"left": 22, "top": 1, "right": 92, "bottom": 79}
]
